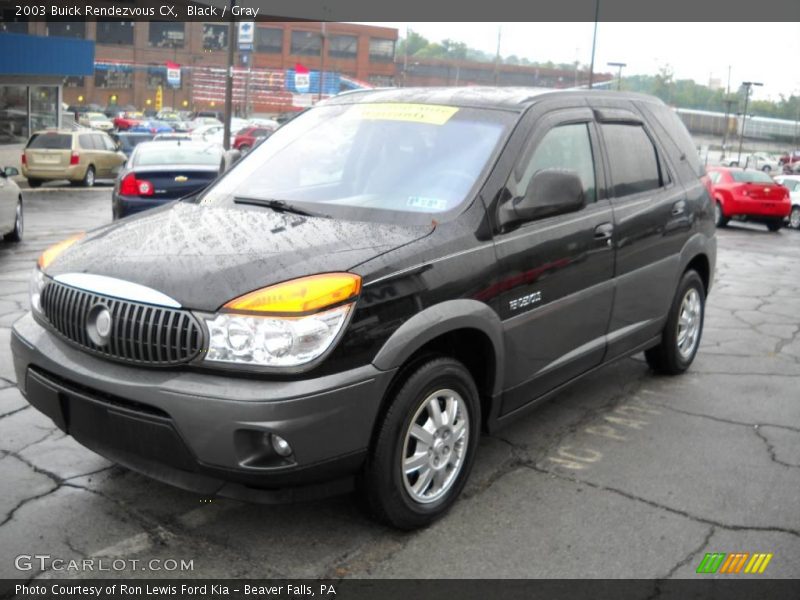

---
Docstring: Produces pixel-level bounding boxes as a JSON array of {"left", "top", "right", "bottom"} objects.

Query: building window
[
  {"left": 64, "top": 76, "right": 84, "bottom": 88},
  {"left": 291, "top": 30, "right": 321, "bottom": 56},
  {"left": 203, "top": 23, "right": 228, "bottom": 51},
  {"left": 96, "top": 21, "right": 133, "bottom": 45},
  {"left": 46, "top": 21, "right": 86, "bottom": 39},
  {"left": 146, "top": 65, "right": 182, "bottom": 90},
  {"left": 329, "top": 35, "right": 357, "bottom": 58},
  {"left": 94, "top": 66, "right": 134, "bottom": 89},
  {"left": 255, "top": 27, "right": 283, "bottom": 53},
  {"left": 0, "top": 11, "right": 28, "bottom": 34},
  {"left": 368, "top": 75, "right": 395, "bottom": 87},
  {"left": 30, "top": 86, "right": 58, "bottom": 132},
  {"left": 0, "top": 85, "right": 29, "bottom": 143},
  {"left": 369, "top": 38, "right": 394, "bottom": 62},
  {"left": 149, "top": 22, "right": 185, "bottom": 48}
]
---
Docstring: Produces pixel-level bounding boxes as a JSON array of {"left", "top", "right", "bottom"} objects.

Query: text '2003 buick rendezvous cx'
[{"left": 12, "top": 88, "right": 716, "bottom": 529}]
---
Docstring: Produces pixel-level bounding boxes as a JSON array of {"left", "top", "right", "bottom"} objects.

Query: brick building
[{"left": 3, "top": 20, "right": 398, "bottom": 113}]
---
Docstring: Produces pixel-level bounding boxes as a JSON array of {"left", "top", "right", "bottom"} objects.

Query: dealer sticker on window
[
  {"left": 407, "top": 196, "right": 448, "bottom": 211},
  {"left": 358, "top": 103, "right": 459, "bottom": 125}
]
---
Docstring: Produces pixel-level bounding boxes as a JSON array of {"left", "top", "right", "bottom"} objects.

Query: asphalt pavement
[{"left": 0, "top": 189, "right": 798, "bottom": 580}]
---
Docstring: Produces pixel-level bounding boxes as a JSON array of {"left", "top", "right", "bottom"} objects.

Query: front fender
[{"left": 371, "top": 299, "right": 505, "bottom": 397}]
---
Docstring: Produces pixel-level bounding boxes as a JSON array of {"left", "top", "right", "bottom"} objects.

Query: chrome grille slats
[{"left": 39, "top": 279, "right": 202, "bottom": 366}]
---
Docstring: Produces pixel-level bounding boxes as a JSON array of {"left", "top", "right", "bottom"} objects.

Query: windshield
[
  {"left": 133, "top": 143, "right": 222, "bottom": 167},
  {"left": 731, "top": 170, "right": 774, "bottom": 183},
  {"left": 199, "top": 103, "right": 515, "bottom": 224}
]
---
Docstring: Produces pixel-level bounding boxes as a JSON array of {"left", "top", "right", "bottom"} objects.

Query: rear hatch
[
  {"left": 125, "top": 166, "right": 220, "bottom": 200},
  {"left": 25, "top": 132, "right": 72, "bottom": 170}
]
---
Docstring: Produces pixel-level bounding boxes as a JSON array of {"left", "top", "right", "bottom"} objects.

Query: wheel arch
[{"left": 371, "top": 299, "right": 505, "bottom": 429}]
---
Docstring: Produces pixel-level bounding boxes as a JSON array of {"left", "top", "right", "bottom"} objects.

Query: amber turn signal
[
  {"left": 224, "top": 273, "right": 362, "bottom": 314},
  {"left": 37, "top": 233, "right": 85, "bottom": 270}
]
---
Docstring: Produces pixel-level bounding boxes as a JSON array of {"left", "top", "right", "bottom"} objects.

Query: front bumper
[
  {"left": 11, "top": 313, "right": 396, "bottom": 501},
  {"left": 114, "top": 194, "right": 172, "bottom": 218}
]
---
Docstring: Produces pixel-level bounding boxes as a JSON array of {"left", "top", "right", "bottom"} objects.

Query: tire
[
  {"left": 4, "top": 197, "right": 22, "bottom": 242},
  {"left": 360, "top": 357, "right": 481, "bottom": 530},
  {"left": 27, "top": 178, "right": 42, "bottom": 188},
  {"left": 762, "top": 165, "right": 771, "bottom": 173},
  {"left": 239, "top": 144, "right": 251, "bottom": 153},
  {"left": 729, "top": 161, "right": 738, "bottom": 167},
  {"left": 645, "top": 270, "right": 705, "bottom": 375},
  {"left": 767, "top": 220, "right": 782, "bottom": 232},
  {"left": 789, "top": 206, "right": 800, "bottom": 230},
  {"left": 80, "top": 165, "right": 95, "bottom": 188},
  {"left": 714, "top": 201, "right": 729, "bottom": 228}
]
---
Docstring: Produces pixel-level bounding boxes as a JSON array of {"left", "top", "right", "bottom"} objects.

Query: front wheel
[
  {"left": 762, "top": 165, "right": 771, "bottom": 173},
  {"left": 645, "top": 270, "right": 705, "bottom": 375},
  {"left": 360, "top": 357, "right": 480, "bottom": 530}
]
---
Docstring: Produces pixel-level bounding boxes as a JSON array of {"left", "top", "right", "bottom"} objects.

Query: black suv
[{"left": 12, "top": 88, "right": 716, "bottom": 529}]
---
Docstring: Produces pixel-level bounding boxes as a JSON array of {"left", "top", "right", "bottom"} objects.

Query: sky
[{"left": 358, "top": 22, "right": 800, "bottom": 101}]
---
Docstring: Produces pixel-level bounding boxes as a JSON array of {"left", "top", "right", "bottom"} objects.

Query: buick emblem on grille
[{"left": 87, "top": 304, "right": 113, "bottom": 346}]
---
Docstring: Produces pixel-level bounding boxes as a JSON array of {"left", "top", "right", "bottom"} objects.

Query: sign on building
[{"left": 166, "top": 61, "right": 181, "bottom": 88}]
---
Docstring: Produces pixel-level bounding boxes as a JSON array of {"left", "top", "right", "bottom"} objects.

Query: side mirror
[
  {"left": 3, "top": 166, "right": 19, "bottom": 178},
  {"left": 498, "top": 168, "right": 586, "bottom": 228}
]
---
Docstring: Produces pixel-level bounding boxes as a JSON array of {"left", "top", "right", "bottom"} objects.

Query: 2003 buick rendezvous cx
[{"left": 12, "top": 88, "right": 716, "bottom": 529}]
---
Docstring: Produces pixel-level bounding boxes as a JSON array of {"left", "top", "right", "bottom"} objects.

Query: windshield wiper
[{"left": 233, "top": 197, "right": 330, "bottom": 218}]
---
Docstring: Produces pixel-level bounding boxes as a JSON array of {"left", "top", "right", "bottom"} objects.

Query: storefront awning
[{"left": 0, "top": 33, "right": 94, "bottom": 77}]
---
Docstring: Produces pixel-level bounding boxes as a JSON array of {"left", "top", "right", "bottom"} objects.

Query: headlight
[
  {"left": 204, "top": 273, "right": 361, "bottom": 368},
  {"left": 29, "top": 267, "right": 46, "bottom": 314},
  {"left": 205, "top": 304, "right": 352, "bottom": 367}
]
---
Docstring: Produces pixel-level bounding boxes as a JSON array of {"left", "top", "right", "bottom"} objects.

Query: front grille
[{"left": 40, "top": 279, "right": 203, "bottom": 366}]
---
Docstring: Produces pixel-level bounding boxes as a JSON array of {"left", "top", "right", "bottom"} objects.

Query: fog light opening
[{"left": 269, "top": 433, "right": 293, "bottom": 457}]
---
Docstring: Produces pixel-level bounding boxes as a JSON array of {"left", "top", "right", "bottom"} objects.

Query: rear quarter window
[
  {"left": 78, "top": 134, "right": 97, "bottom": 150},
  {"left": 27, "top": 133, "right": 72, "bottom": 150},
  {"left": 636, "top": 102, "right": 705, "bottom": 178}
]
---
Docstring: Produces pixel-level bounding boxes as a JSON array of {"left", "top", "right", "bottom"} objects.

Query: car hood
[{"left": 46, "top": 202, "right": 433, "bottom": 311}]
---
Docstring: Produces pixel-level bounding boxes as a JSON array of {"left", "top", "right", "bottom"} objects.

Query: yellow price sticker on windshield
[{"left": 358, "top": 103, "right": 459, "bottom": 125}]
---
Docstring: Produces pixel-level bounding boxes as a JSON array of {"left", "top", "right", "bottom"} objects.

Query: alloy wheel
[
  {"left": 676, "top": 288, "right": 702, "bottom": 360},
  {"left": 401, "top": 388, "right": 469, "bottom": 504}
]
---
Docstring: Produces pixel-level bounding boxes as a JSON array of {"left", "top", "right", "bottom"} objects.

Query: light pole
[
  {"left": 222, "top": 0, "right": 236, "bottom": 151},
  {"left": 607, "top": 61, "right": 626, "bottom": 91},
  {"left": 318, "top": 22, "right": 327, "bottom": 103},
  {"left": 737, "top": 81, "right": 762, "bottom": 167},
  {"left": 588, "top": 0, "right": 599, "bottom": 88}
]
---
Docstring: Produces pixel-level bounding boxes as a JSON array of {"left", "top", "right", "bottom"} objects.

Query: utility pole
[
  {"left": 492, "top": 26, "right": 502, "bottom": 85},
  {"left": 588, "top": 0, "right": 599, "bottom": 88},
  {"left": 222, "top": 0, "right": 236, "bottom": 151},
  {"left": 737, "top": 81, "right": 763, "bottom": 167},
  {"left": 318, "top": 22, "right": 327, "bottom": 103}
]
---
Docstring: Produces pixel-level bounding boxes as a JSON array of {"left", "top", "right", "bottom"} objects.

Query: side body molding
[{"left": 371, "top": 299, "right": 505, "bottom": 397}]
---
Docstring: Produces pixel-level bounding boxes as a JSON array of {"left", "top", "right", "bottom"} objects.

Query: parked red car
[
  {"left": 232, "top": 126, "right": 272, "bottom": 152},
  {"left": 707, "top": 166, "right": 791, "bottom": 231},
  {"left": 778, "top": 150, "right": 800, "bottom": 165},
  {"left": 113, "top": 112, "right": 143, "bottom": 131}
]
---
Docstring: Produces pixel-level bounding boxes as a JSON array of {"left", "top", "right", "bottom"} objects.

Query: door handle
[
  {"left": 671, "top": 200, "right": 686, "bottom": 216},
  {"left": 594, "top": 222, "right": 614, "bottom": 246}
]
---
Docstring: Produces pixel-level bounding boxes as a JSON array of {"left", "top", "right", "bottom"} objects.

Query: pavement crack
[
  {"left": 754, "top": 426, "right": 800, "bottom": 469},
  {"left": 523, "top": 464, "right": 800, "bottom": 539},
  {"left": 650, "top": 402, "right": 800, "bottom": 433},
  {"left": 0, "top": 483, "right": 61, "bottom": 528},
  {"left": 0, "top": 405, "right": 30, "bottom": 419}
]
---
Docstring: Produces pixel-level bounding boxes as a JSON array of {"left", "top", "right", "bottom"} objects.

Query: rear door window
[
  {"left": 27, "top": 133, "right": 72, "bottom": 149},
  {"left": 78, "top": 134, "right": 97, "bottom": 150},
  {"left": 601, "top": 123, "right": 663, "bottom": 197}
]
